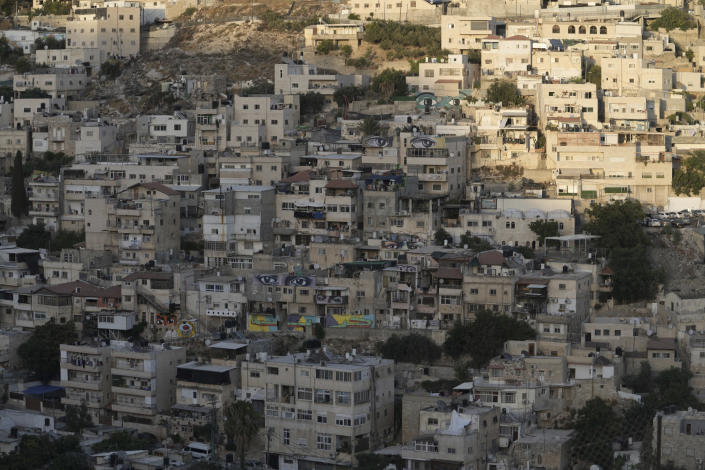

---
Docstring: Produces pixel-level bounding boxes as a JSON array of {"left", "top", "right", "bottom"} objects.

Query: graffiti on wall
[
  {"left": 254, "top": 274, "right": 316, "bottom": 287},
  {"left": 248, "top": 314, "right": 278, "bottom": 332},
  {"left": 325, "top": 313, "right": 374, "bottom": 328}
]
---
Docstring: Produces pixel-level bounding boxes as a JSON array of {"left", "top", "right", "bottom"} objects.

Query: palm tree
[{"left": 223, "top": 400, "right": 260, "bottom": 470}]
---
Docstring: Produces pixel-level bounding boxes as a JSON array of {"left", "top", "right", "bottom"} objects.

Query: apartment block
[
  {"left": 536, "top": 83, "right": 598, "bottom": 128},
  {"left": 441, "top": 16, "right": 501, "bottom": 53},
  {"left": 60, "top": 343, "right": 112, "bottom": 423},
  {"left": 406, "top": 54, "right": 479, "bottom": 96},
  {"left": 231, "top": 95, "right": 300, "bottom": 147},
  {"left": 13, "top": 68, "right": 88, "bottom": 100},
  {"left": 653, "top": 410, "right": 705, "bottom": 469},
  {"left": 85, "top": 182, "right": 181, "bottom": 265},
  {"left": 532, "top": 49, "right": 583, "bottom": 80},
  {"left": 481, "top": 35, "right": 533, "bottom": 77},
  {"left": 66, "top": 1, "right": 141, "bottom": 58},
  {"left": 275, "top": 61, "right": 369, "bottom": 100},
  {"left": 600, "top": 56, "right": 672, "bottom": 96},
  {"left": 202, "top": 185, "right": 275, "bottom": 268},
  {"left": 35, "top": 47, "right": 102, "bottom": 69},
  {"left": 304, "top": 23, "right": 364, "bottom": 51},
  {"left": 28, "top": 175, "right": 61, "bottom": 231},
  {"left": 249, "top": 350, "right": 395, "bottom": 469},
  {"left": 401, "top": 133, "right": 467, "bottom": 199}
]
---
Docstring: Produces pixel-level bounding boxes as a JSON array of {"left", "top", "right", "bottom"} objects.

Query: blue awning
[{"left": 23, "top": 385, "right": 64, "bottom": 397}]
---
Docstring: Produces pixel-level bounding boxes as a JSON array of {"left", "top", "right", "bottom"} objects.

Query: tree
[
  {"left": 18, "top": 322, "right": 77, "bottom": 383},
  {"left": 371, "top": 68, "right": 408, "bottom": 101},
  {"left": 223, "top": 401, "right": 260, "bottom": 470},
  {"left": 15, "top": 56, "right": 32, "bottom": 74},
  {"left": 529, "top": 220, "right": 560, "bottom": 247},
  {"left": 300, "top": 92, "right": 326, "bottom": 115},
  {"left": 340, "top": 44, "right": 353, "bottom": 59},
  {"left": 673, "top": 150, "right": 705, "bottom": 196},
  {"left": 460, "top": 232, "right": 493, "bottom": 251},
  {"left": 333, "top": 85, "right": 365, "bottom": 107},
  {"left": 65, "top": 402, "right": 93, "bottom": 434},
  {"left": 37, "top": 0, "right": 72, "bottom": 15},
  {"left": 379, "top": 333, "right": 442, "bottom": 364},
  {"left": 313, "top": 322, "right": 325, "bottom": 341},
  {"left": 11, "top": 151, "right": 28, "bottom": 218},
  {"left": 434, "top": 228, "right": 452, "bottom": 246},
  {"left": 573, "top": 398, "right": 621, "bottom": 469},
  {"left": 443, "top": 311, "right": 535, "bottom": 367},
  {"left": 486, "top": 80, "right": 523, "bottom": 106},
  {"left": 649, "top": 7, "right": 696, "bottom": 31},
  {"left": 652, "top": 367, "right": 700, "bottom": 410},
  {"left": 99, "top": 59, "right": 122, "bottom": 80},
  {"left": 34, "top": 35, "right": 65, "bottom": 51},
  {"left": 316, "top": 39, "right": 336, "bottom": 54},
  {"left": 586, "top": 64, "right": 601, "bottom": 89},
  {"left": 17, "top": 225, "right": 84, "bottom": 251},
  {"left": 358, "top": 116, "right": 381, "bottom": 136},
  {"left": 92, "top": 430, "right": 157, "bottom": 452},
  {"left": 583, "top": 200, "right": 659, "bottom": 302},
  {"left": 0, "top": 434, "right": 83, "bottom": 470},
  {"left": 686, "top": 48, "right": 695, "bottom": 62},
  {"left": 348, "top": 13, "right": 360, "bottom": 20},
  {"left": 242, "top": 78, "right": 273, "bottom": 95},
  {"left": 622, "top": 361, "right": 652, "bottom": 393}
]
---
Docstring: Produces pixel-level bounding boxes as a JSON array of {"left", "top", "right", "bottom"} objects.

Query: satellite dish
[{"left": 205, "top": 339, "right": 212, "bottom": 345}]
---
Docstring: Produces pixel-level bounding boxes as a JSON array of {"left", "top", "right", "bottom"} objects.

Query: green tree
[
  {"left": 586, "top": 64, "right": 601, "bottom": 89},
  {"left": 316, "top": 39, "right": 336, "bottom": 54},
  {"left": 649, "top": 7, "right": 696, "bottom": 31},
  {"left": 363, "top": 21, "right": 443, "bottom": 59},
  {"left": 99, "top": 59, "right": 122, "bottom": 80},
  {"left": 223, "top": 401, "right": 260, "bottom": 470},
  {"left": 340, "top": 44, "right": 353, "bottom": 59},
  {"left": 573, "top": 398, "right": 621, "bottom": 469},
  {"left": 486, "top": 80, "right": 523, "bottom": 106},
  {"left": 652, "top": 367, "right": 700, "bottom": 410},
  {"left": 47, "top": 452, "right": 90, "bottom": 470},
  {"left": 65, "top": 402, "right": 93, "bottom": 434},
  {"left": 513, "top": 245, "right": 535, "bottom": 259},
  {"left": 358, "top": 116, "right": 382, "bottom": 136},
  {"left": 686, "top": 48, "right": 695, "bottom": 62},
  {"left": 17, "top": 224, "right": 49, "bottom": 249},
  {"left": 92, "top": 430, "right": 157, "bottom": 452},
  {"left": 434, "top": 228, "right": 452, "bottom": 246},
  {"left": 333, "top": 85, "right": 366, "bottom": 107},
  {"left": 673, "top": 150, "right": 705, "bottom": 196},
  {"left": 379, "top": 333, "right": 442, "bottom": 364},
  {"left": 622, "top": 361, "right": 652, "bottom": 393},
  {"left": 11, "top": 151, "right": 28, "bottom": 218},
  {"left": 37, "top": 0, "right": 72, "bottom": 14},
  {"left": 313, "top": 322, "right": 326, "bottom": 340},
  {"left": 18, "top": 322, "right": 77, "bottom": 383},
  {"left": 300, "top": 92, "right": 326, "bottom": 115},
  {"left": 15, "top": 56, "right": 32, "bottom": 73},
  {"left": 242, "top": 77, "right": 274, "bottom": 95},
  {"left": 372, "top": 68, "right": 408, "bottom": 101},
  {"left": 460, "top": 232, "right": 493, "bottom": 251},
  {"left": 34, "top": 35, "right": 65, "bottom": 51},
  {"left": 529, "top": 220, "right": 560, "bottom": 247},
  {"left": 348, "top": 13, "right": 360, "bottom": 20},
  {"left": 443, "top": 311, "right": 535, "bottom": 367},
  {"left": 0, "top": 435, "right": 83, "bottom": 470},
  {"left": 583, "top": 199, "right": 659, "bottom": 302}
]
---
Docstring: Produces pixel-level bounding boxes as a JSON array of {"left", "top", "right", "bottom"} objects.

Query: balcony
[
  {"left": 61, "top": 378, "right": 102, "bottom": 391},
  {"left": 111, "top": 402, "right": 157, "bottom": 415},
  {"left": 416, "top": 173, "right": 448, "bottom": 182}
]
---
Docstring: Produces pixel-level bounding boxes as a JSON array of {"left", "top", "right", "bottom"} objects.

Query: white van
[{"left": 183, "top": 442, "right": 212, "bottom": 460}]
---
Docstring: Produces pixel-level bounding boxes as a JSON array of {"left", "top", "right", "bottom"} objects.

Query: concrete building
[
  {"left": 231, "top": 95, "right": 300, "bottom": 148},
  {"left": 442, "top": 16, "right": 502, "bottom": 53},
  {"left": 85, "top": 181, "right": 181, "bottom": 265},
  {"left": 60, "top": 343, "right": 113, "bottom": 423},
  {"left": 66, "top": 1, "right": 142, "bottom": 59},
  {"left": 275, "top": 61, "right": 369, "bottom": 101},
  {"left": 536, "top": 83, "right": 598, "bottom": 129},
  {"left": 600, "top": 57, "right": 673, "bottom": 96},
  {"left": 35, "top": 48, "right": 102, "bottom": 69},
  {"left": 28, "top": 175, "right": 61, "bottom": 231},
  {"left": 304, "top": 23, "right": 364, "bottom": 51},
  {"left": 13, "top": 69, "right": 88, "bottom": 100},
  {"left": 481, "top": 35, "right": 533, "bottom": 77},
  {"left": 245, "top": 350, "right": 395, "bottom": 469},
  {"left": 532, "top": 49, "right": 583, "bottom": 81},
  {"left": 653, "top": 410, "right": 705, "bottom": 469},
  {"left": 202, "top": 185, "right": 275, "bottom": 268},
  {"left": 406, "top": 55, "right": 479, "bottom": 96}
]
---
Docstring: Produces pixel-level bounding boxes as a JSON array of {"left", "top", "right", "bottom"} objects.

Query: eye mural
[
  {"left": 285, "top": 275, "right": 314, "bottom": 287},
  {"left": 255, "top": 274, "right": 280, "bottom": 285},
  {"left": 364, "top": 136, "right": 391, "bottom": 147},
  {"left": 410, "top": 136, "right": 437, "bottom": 148}
]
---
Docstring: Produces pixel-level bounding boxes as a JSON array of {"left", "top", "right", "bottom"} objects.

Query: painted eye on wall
[
  {"left": 410, "top": 136, "right": 436, "bottom": 148},
  {"left": 256, "top": 274, "right": 279, "bottom": 285},
  {"left": 364, "top": 136, "right": 388, "bottom": 147},
  {"left": 286, "top": 276, "right": 313, "bottom": 287}
]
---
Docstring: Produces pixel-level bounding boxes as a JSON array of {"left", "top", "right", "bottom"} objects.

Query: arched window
[
  {"left": 552, "top": 25, "right": 560, "bottom": 33},
  {"left": 589, "top": 26, "right": 597, "bottom": 34},
  {"left": 568, "top": 25, "right": 575, "bottom": 34},
  {"left": 579, "top": 25, "right": 586, "bottom": 34},
  {"left": 600, "top": 26, "right": 607, "bottom": 34}
]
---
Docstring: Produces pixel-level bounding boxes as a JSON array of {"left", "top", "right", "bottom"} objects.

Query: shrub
[
  {"left": 379, "top": 334, "right": 442, "bottom": 364},
  {"left": 649, "top": 7, "right": 696, "bottom": 31},
  {"left": 316, "top": 40, "right": 336, "bottom": 54}
]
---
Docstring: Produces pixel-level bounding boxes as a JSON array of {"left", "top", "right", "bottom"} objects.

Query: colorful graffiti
[
  {"left": 254, "top": 274, "right": 315, "bottom": 287},
  {"left": 325, "top": 314, "right": 374, "bottom": 328},
  {"left": 287, "top": 314, "right": 320, "bottom": 331},
  {"left": 248, "top": 314, "right": 278, "bottom": 332},
  {"left": 156, "top": 313, "right": 177, "bottom": 327}
]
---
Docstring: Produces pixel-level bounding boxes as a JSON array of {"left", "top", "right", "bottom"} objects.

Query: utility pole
[{"left": 210, "top": 398, "right": 218, "bottom": 464}]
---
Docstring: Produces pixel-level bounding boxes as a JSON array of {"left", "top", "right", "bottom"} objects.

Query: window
[
  {"left": 335, "top": 415, "right": 352, "bottom": 426},
  {"left": 559, "top": 283, "right": 566, "bottom": 290},
  {"left": 297, "top": 387, "right": 313, "bottom": 401},
  {"left": 336, "top": 371, "right": 352, "bottom": 381},
  {"left": 316, "top": 369, "right": 333, "bottom": 380},
  {"left": 428, "top": 417, "right": 438, "bottom": 425},
  {"left": 614, "top": 330, "right": 621, "bottom": 336},
  {"left": 317, "top": 414, "right": 327, "bottom": 424},
  {"left": 250, "top": 371, "right": 260, "bottom": 378},
  {"left": 268, "top": 367, "right": 279, "bottom": 375},
  {"left": 317, "top": 433, "right": 332, "bottom": 450},
  {"left": 297, "top": 409, "right": 312, "bottom": 421},
  {"left": 489, "top": 289, "right": 497, "bottom": 296},
  {"left": 470, "top": 288, "right": 479, "bottom": 295},
  {"left": 354, "top": 390, "right": 370, "bottom": 403},
  {"left": 315, "top": 389, "right": 332, "bottom": 404},
  {"left": 283, "top": 428, "right": 290, "bottom": 445},
  {"left": 335, "top": 391, "right": 351, "bottom": 405}
]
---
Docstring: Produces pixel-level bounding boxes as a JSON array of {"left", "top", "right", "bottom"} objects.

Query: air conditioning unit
[{"left": 498, "top": 437, "right": 510, "bottom": 448}]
